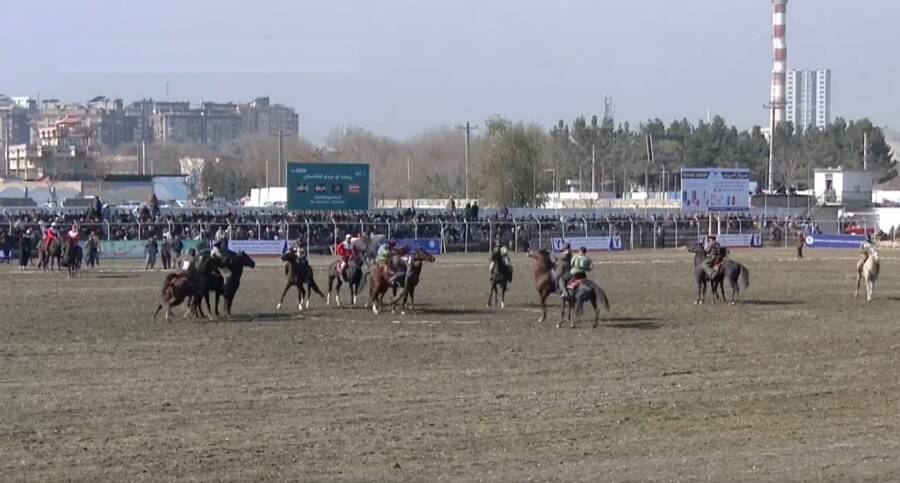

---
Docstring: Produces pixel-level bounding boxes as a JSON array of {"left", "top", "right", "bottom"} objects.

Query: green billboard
[{"left": 286, "top": 162, "right": 370, "bottom": 211}]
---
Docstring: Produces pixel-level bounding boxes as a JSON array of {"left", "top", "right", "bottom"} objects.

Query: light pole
[{"left": 458, "top": 122, "right": 478, "bottom": 201}]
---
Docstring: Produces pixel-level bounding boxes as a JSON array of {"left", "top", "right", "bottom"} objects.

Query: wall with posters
[{"left": 681, "top": 168, "right": 751, "bottom": 213}]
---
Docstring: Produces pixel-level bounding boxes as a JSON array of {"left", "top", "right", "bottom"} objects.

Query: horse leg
[
  {"left": 153, "top": 304, "right": 163, "bottom": 322},
  {"left": 327, "top": 276, "right": 335, "bottom": 305},
  {"left": 352, "top": 284, "right": 358, "bottom": 306},
  {"left": 538, "top": 292, "right": 548, "bottom": 323},
  {"left": 487, "top": 284, "right": 495, "bottom": 307},
  {"left": 297, "top": 285, "right": 305, "bottom": 312},
  {"left": 855, "top": 272, "right": 862, "bottom": 298},
  {"left": 335, "top": 280, "right": 342, "bottom": 306},
  {"left": 591, "top": 297, "right": 599, "bottom": 329},
  {"left": 276, "top": 283, "right": 291, "bottom": 310},
  {"left": 499, "top": 284, "right": 505, "bottom": 309},
  {"left": 867, "top": 278, "right": 874, "bottom": 302}
]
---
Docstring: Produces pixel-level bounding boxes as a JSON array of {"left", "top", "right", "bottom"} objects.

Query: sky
[{"left": 2, "top": 0, "right": 898, "bottom": 143}]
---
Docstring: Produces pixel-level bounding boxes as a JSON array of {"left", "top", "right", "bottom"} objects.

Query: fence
[{"left": 5, "top": 215, "right": 881, "bottom": 256}]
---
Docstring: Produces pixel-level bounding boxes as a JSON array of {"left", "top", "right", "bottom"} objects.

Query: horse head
[
  {"left": 414, "top": 248, "right": 435, "bottom": 263},
  {"left": 237, "top": 251, "right": 256, "bottom": 269}
]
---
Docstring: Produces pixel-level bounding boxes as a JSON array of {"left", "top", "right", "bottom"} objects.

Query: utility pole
[
  {"left": 863, "top": 131, "right": 868, "bottom": 171},
  {"left": 458, "top": 122, "right": 478, "bottom": 201},
  {"left": 275, "top": 130, "right": 287, "bottom": 186},
  {"left": 591, "top": 144, "right": 596, "bottom": 193},
  {"left": 406, "top": 154, "right": 411, "bottom": 199}
]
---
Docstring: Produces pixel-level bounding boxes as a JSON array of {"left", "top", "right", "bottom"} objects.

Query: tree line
[{"left": 100, "top": 115, "right": 895, "bottom": 204}]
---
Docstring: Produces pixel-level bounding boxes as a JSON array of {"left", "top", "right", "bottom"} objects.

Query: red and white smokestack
[{"left": 771, "top": 0, "right": 787, "bottom": 124}]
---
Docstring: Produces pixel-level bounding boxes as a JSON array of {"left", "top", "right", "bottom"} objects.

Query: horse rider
[
  {"left": 702, "top": 235, "right": 723, "bottom": 278},
  {"left": 67, "top": 224, "right": 81, "bottom": 245},
  {"left": 566, "top": 246, "right": 593, "bottom": 299},
  {"left": 375, "top": 240, "right": 404, "bottom": 286},
  {"left": 556, "top": 242, "right": 573, "bottom": 296},
  {"left": 336, "top": 234, "right": 357, "bottom": 278},
  {"left": 182, "top": 248, "right": 197, "bottom": 272},
  {"left": 489, "top": 244, "right": 513, "bottom": 282},
  {"left": 44, "top": 221, "right": 59, "bottom": 250},
  {"left": 857, "top": 233, "right": 876, "bottom": 272}
]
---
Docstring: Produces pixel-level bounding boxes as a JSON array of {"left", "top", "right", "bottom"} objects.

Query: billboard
[
  {"left": 681, "top": 168, "right": 750, "bottom": 213},
  {"left": 804, "top": 234, "right": 865, "bottom": 249},
  {"left": 287, "top": 162, "right": 369, "bottom": 211}
]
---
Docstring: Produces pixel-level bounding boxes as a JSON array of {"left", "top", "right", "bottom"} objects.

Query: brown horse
[
  {"left": 367, "top": 249, "right": 409, "bottom": 315},
  {"left": 529, "top": 249, "right": 556, "bottom": 322},
  {"left": 388, "top": 248, "right": 435, "bottom": 314},
  {"left": 38, "top": 238, "right": 62, "bottom": 271},
  {"left": 153, "top": 272, "right": 194, "bottom": 322},
  {"left": 276, "top": 251, "right": 325, "bottom": 313}
]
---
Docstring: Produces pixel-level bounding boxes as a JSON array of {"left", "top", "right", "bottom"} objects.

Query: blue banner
[
  {"left": 805, "top": 234, "right": 865, "bottom": 249},
  {"left": 389, "top": 238, "right": 441, "bottom": 255}
]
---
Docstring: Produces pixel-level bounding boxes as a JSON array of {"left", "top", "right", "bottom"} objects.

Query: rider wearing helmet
[
  {"left": 702, "top": 235, "right": 723, "bottom": 279},
  {"left": 858, "top": 233, "right": 876, "bottom": 272},
  {"left": 336, "top": 233, "right": 356, "bottom": 277},
  {"left": 566, "top": 247, "right": 593, "bottom": 299}
]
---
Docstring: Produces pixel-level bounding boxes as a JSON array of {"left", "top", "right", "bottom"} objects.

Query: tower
[{"left": 771, "top": 0, "right": 788, "bottom": 124}]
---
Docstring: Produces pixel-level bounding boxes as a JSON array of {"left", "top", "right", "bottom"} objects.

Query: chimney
[{"left": 771, "top": 0, "right": 788, "bottom": 124}]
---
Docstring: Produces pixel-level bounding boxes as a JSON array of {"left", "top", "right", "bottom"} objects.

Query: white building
[
  {"left": 786, "top": 69, "right": 831, "bottom": 130},
  {"left": 813, "top": 168, "right": 872, "bottom": 206}
]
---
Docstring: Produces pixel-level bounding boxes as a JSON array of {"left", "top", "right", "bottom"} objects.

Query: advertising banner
[
  {"left": 697, "top": 234, "right": 762, "bottom": 248},
  {"left": 226, "top": 239, "right": 288, "bottom": 256},
  {"left": 681, "top": 168, "right": 751, "bottom": 213},
  {"left": 805, "top": 234, "right": 865, "bottom": 249},
  {"left": 96, "top": 239, "right": 207, "bottom": 259},
  {"left": 384, "top": 238, "right": 441, "bottom": 255},
  {"left": 287, "top": 162, "right": 370, "bottom": 211},
  {"left": 551, "top": 236, "right": 624, "bottom": 252}
]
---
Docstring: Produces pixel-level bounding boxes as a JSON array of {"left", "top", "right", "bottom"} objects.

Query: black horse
[
  {"left": 487, "top": 249, "right": 513, "bottom": 309},
  {"left": 559, "top": 278, "right": 610, "bottom": 329},
  {"left": 690, "top": 245, "right": 750, "bottom": 305},
  {"left": 61, "top": 241, "right": 82, "bottom": 279},
  {"left": 277, "top": 251, "right": 325, "bottom": 313},
  {"left": 219, "top": 251, "right": 256, "bottom": 316},
  {"left": 327, "top": 253, "right": 366, "bottom": 307}
]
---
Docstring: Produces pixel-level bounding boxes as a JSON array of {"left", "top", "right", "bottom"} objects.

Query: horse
[
  {"left": 61, "top": 241, "right": 82, "bottom": 279},
  {"left": 38, "top": 238, "right": 62, "bottom": 271},
  {"left": 559, "top": 278, "right": 610, "bottom": 329},
  {"left": 218, "top": 251, "right": 256, "bottom": 317},
  {"left": 276, "top": 251, "right": 325, "bottom": 313},
  {"left": 690, "top": 245, "right": 750, "bottom": 305},
  {"left": 856, "top": 245, "right": 880, "bottom": 302},
  {"left": 366, "top": 250, "right": 408, "bottom": 314},
  {"left": 385, "top": 248, "right": 435, "bottom": 314},
  {"left": 327, "top": 253, "right": 366, "bottom": 306},
  {"left": 153, "top": 272, "right": 195, "bottom": 322},
  {"left": 529, "top": 249, "right": 556, "bottom": 322},
  {"left": 487, "top": 250, "right": 512, "bottom": 309}
]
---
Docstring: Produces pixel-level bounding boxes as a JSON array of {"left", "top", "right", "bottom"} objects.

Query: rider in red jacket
[{"left": 336, "top": 234, "right": 357, "bottom": 276}]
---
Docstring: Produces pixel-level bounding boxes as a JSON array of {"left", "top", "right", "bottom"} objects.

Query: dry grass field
[{"left": 3, "top": 248, "right": 900, "bottom": 481}]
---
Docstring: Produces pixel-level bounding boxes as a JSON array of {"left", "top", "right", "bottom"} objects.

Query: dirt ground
[{"left": 2, "top": 248, "right": 900, "bottom": 481}]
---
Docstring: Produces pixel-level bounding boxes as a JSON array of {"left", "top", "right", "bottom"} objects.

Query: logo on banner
[
  {"left": 805, "top": 235, "right": 815, "bottom": 246},
  {"left": 751, "top": 234, "right": 764, "bottom": 248},
  {"left": 610, "top": 236, "right": 623, "bottom": 251}
]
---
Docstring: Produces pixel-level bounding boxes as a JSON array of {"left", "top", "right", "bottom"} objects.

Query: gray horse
[
  {"left": 559, "top": 278, "right": 610, "bottom": 329},
  {"left": 690, "top": 245, "right": 750, "bottom": 305}
]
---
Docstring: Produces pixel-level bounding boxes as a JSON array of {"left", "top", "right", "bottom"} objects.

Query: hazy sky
[{"left": 2, "top": 0, "right": 897, "bottom": 142}]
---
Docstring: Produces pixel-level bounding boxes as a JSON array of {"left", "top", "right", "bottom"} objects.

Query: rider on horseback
[
  {"left": 701, "top": 235, "right": 723, "bottom": 278},
  {"left": 336, "top": 234, "right": 357, "bottom": 279},
  {"left": 556, "top": 242, "right": 573, "bottom": 296},
  {"left": 376, "top": 240, "right": 406, "bottom": 286},
  {"left": 565, "top": 247, "right": 593, "bottom": 300},
  {"left": 44, "top": 221, "right": 59, "bottom": 250},
  {"left": 489, "top": 244, "right": 513, "bottom": 282},
  {"left": 857, "top": 233, "right": 876, "bottom": 272}
]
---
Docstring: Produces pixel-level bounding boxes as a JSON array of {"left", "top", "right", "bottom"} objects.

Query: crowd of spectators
[{"left": 0, "top": 199, "right": 831, "bottom": 255}]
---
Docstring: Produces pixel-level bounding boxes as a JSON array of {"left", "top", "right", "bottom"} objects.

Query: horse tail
[
  {"left": 359, "top": 269, "right": 369, "bottom": 290},
  {"left": 309, "top": 274, "right": 325, "bottom": 298},
  {"left": 594, "top": 283, "right": 611, "bottom": 311},
  {"left": 739, "top": 264, "right": 750, "bottom": 290}
]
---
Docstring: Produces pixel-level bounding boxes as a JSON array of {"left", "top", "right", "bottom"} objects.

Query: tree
[{"left": 475, "top": 117, "right": 547, "bottom": 207}]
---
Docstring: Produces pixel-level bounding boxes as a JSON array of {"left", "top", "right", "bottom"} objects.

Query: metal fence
[{"left": 5, "top": 215, "right": 882, "bottom": 255}]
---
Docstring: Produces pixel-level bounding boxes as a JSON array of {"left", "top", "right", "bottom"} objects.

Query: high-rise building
[{"left": 785, "top": 68, "right": 831, "bottom": 131}]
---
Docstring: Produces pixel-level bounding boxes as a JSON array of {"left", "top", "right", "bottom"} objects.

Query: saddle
[{"left": 567, "top": 277, "right": 586, "bottom": 291}]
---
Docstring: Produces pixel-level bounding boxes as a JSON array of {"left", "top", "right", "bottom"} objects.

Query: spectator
[{"left": 145, "top": 237, "right": 158, "bottom": 270}]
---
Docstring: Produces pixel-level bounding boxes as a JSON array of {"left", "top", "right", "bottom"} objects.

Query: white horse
[{"left": 855, "top": 245, "right": 880, "bottom": 302}]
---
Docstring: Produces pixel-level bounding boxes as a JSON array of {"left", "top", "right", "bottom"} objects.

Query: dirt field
[{"left": 3, "top": 248, "right": 900, "bottom": 481}]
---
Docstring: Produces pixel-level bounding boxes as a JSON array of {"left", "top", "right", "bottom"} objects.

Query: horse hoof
[
  {"left": 298, "top": 304, "right": 304, "bottom": 312},
  {"left": 276, "top": 303, "right": 282, "bottom": 310},
  {"left": 500, "top": 302, "right": 505, "bottom": 309},
  {"left": 538, "top": 317, "right": 545, "bottom": 323},
  {"left": 400, "top": 311, "right": 406, "bottom": 315}
]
